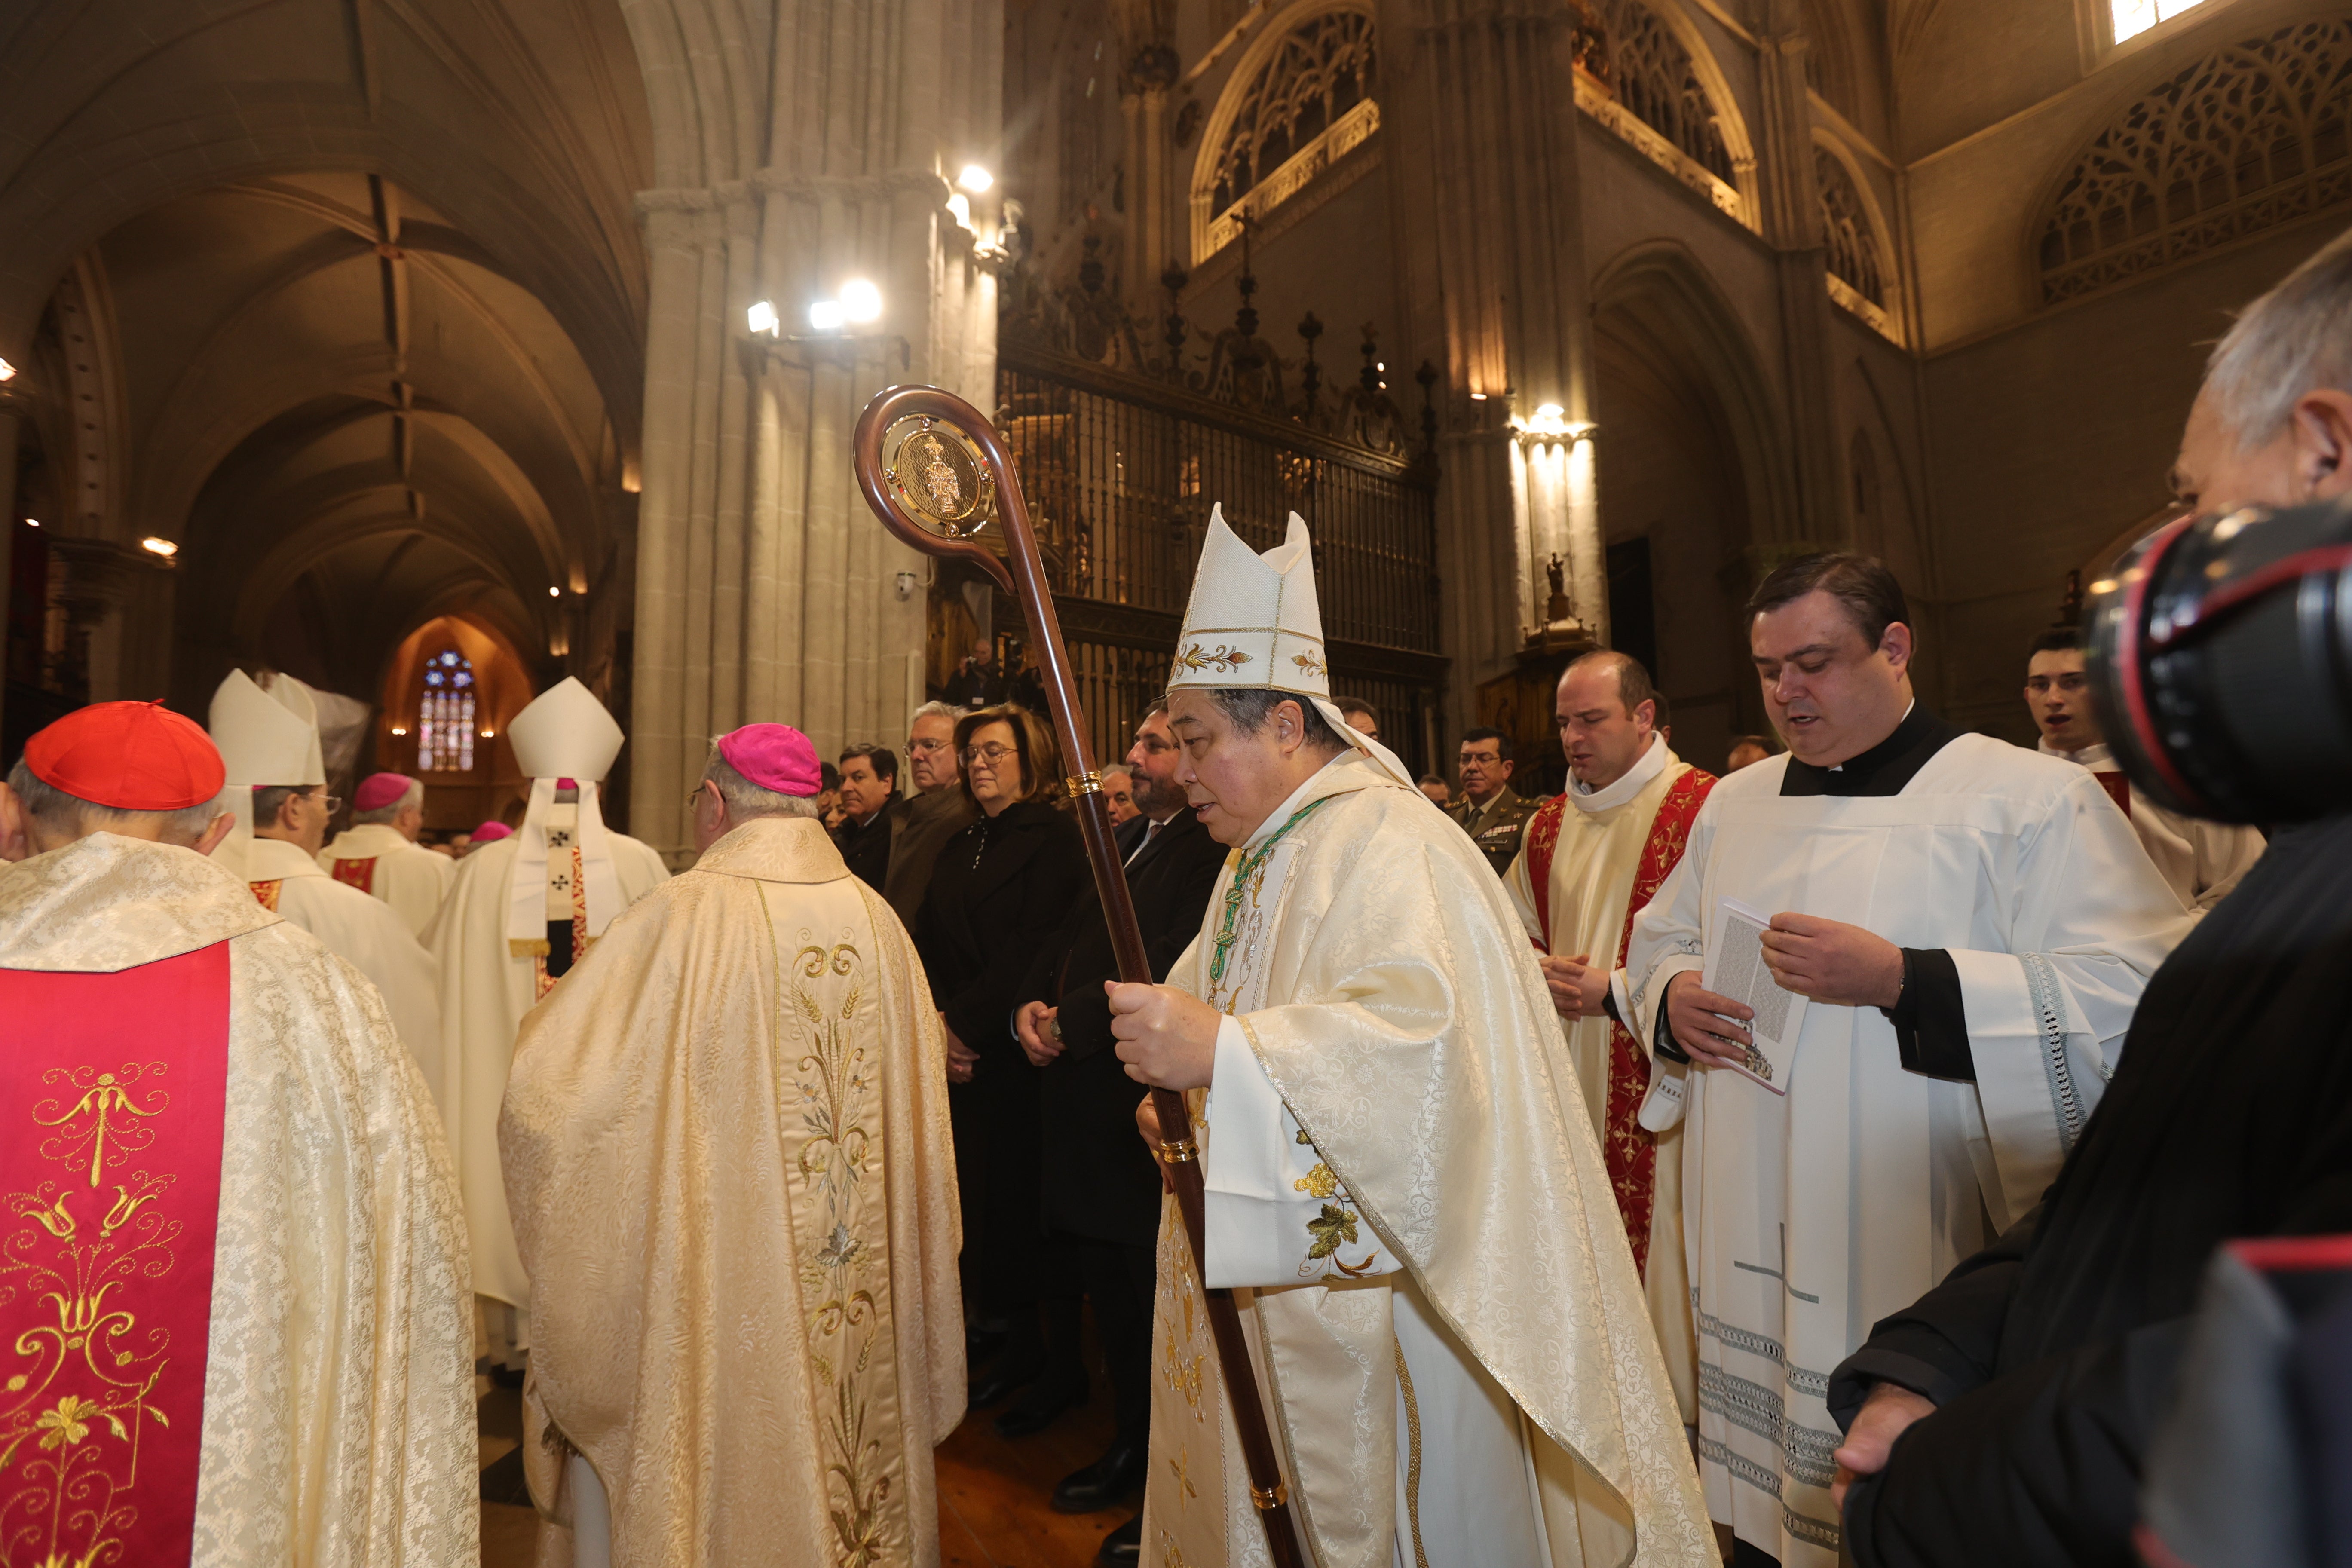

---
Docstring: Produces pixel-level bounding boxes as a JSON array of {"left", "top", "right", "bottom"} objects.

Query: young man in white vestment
[
  {"left": 320, "top": 771, "right": 458, "bottom": 935},
  {"left": 1504, "top": 650, "right": 1715, "bottom": 1429},
  {"left": 426, "top": 676, "right": 669, "bottom": 1382},
  {"left": 2023, "top": 626, "right": 2264, "bottom": 912},
  {"left": 501, "top": 723, "right": 963, "bottom": 1568},
  {"left": 209, "top": 669, "right": 447, "bottom": 1092},
  {"left": 1620, "top": 553, "right": 2191, "bottom": 1568},
  {"left": 0, "top": 701, "right": 475, "bottom": 1567},
  {"left": 1112, "top": 510, "right": 1715, "bottom": 1568}
]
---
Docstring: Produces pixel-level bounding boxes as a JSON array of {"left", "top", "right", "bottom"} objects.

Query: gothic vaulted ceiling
[{"left": 0, "top": 0, "right": 654, "bottom": 707}]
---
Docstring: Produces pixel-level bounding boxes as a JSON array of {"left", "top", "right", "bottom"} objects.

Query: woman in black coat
[{"left": 915, "top": 702, "right": 1092, "bottom": 1429}]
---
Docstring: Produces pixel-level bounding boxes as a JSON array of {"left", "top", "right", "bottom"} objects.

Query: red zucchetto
[{"left": 21, "top": 700, "right": 225, "bottom": 811}]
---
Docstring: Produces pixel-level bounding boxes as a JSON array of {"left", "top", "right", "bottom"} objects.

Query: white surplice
[
  {"left": 2037, "top": 739, "right": 2265, "bottom": 912},
  {"left": 0, "top": 833, "right": 476, "bottom": 1567},
  {"left": 1623, "top": 736, "right": 2190, "bottom": 1566},
  {"left": 243, "top": 835, "right": 447, "bottom": 1101},
  {"left": 1502, "top": 735, "right": 1701, "bottom": 1424},
  {"left": 1148, "top": 752, "right": 1715, "bottom": 1568},
  {"left": 318, "top": 822, "right": 457, "bottom": 937},
  {"left": 423, "top": 817, "right": 668, "bottom": 1314}
]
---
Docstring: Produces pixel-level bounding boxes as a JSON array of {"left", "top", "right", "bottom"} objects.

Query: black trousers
[{"left": 1059, "top": 1233, "right": 1156, "bottom": 1448}]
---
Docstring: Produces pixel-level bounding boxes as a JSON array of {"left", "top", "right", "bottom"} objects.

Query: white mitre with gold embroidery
[
  {"left": 1167, "top": 507, "right": 1415, "bottom": 787},
  {"left": 504, "top": 677, "right": 628, "bottom": 956},
  {"left": 208, "top": 669, "right": 328, "bottom": 875}
]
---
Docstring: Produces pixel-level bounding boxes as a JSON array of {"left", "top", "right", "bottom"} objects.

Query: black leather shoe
[
  {"left": 1052, "top": 1440, "right": 1147, "bottom": 1513},
  {"left": 968, "top": 1356, "right": 1038, "bottom": 1409},
  {"left": 992, "top": 1371, "right": 1088, "bottom": 1438},
  {"left": 1095, "top": 1514, "right": 1142, "bottom": 1566}
]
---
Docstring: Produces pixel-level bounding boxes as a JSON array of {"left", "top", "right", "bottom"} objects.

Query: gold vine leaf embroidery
[
  {"left": 1173, "top": 643, "right": 1251, "bottom": 674},
  {"left": 1304, "top": 1203, "right": 1358, "bottom": 1262},
  {"left": 1292, "top": 1163, "right": 1338, "bottom": 1200}
]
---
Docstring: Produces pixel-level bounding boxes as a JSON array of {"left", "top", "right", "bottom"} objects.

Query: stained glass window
[
  {"left": 418, "top": 649, "right": 477, "bottom": 772},
  {"left": 2113, "top": 0, "right": 2210, "bottom": 44}
]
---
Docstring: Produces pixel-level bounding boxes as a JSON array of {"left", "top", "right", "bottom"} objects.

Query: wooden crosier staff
[{"left": 851, "top": 384, "right": 1305, "bottom": 1568}]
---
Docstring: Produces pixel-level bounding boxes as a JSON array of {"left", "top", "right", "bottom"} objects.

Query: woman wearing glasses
[{"left": 916, "top": 703, "right": 1093, "bottom": 1438}]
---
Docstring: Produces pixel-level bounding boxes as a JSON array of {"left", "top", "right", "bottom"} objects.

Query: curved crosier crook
[{"left": 851, "top": 383, "right": 1307, "bottom": 1568}]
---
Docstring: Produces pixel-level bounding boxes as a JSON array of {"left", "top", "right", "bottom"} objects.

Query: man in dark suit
[
  {"left": 1015, "top": 698, "right": 1225, "bottom": 1565},
  {"left": 831, "top": 742, "right": 900, "bottom": 890}
]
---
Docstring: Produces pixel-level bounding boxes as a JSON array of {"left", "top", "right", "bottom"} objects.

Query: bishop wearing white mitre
[
  {"left": 426, "top": 676, "right": 668, "bottom": 1376},
  {"left": 1621, "top": 554, "right": 2190, "bottom": 1568},
  {"left": 208, "top": 669, "right": 446, "bottom": 1089},
  {"left": 1110, "top": 509, "right": 1714, "bottom": 1568}
]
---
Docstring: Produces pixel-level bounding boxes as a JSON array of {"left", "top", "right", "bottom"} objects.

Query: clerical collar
[
  {"left": 2039, "top": 737, "right": 2116, "bottom": 771},
  {"left": 1779, "top": 702, "right": 1962, "bottom": 797},
  {"left": 1571, "top": 733, "right": 1669, "bottom": 814}
]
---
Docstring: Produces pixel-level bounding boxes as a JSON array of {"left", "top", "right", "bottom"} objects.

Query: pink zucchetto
[
  {"left": 471, "top": 821, "right": 514, "bottom": 842},
  {"left": 354, "top": 771, "right": 417, "bottom": 813},
  {"left": 717, "top": 723, "right": 821, "bottom": 798}
]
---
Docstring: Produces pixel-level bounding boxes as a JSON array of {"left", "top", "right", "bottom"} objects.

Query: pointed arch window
[
  {"left": 418, "top": 649, "right": 476, "bottom": 772},
  {"left": 1194, "top": 6, "right": 1381, "bottom": 260}
]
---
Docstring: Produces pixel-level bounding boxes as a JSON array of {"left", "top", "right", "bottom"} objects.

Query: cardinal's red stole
[
  {"left": 330, "top": 857, "right": 377, "bottom": 894},
  {"left": 0, "top": 943, "right": 233, "bottom": 1567},
  {"left": 1526, "top": 767, "right": 1715, "bottom": 1276}
]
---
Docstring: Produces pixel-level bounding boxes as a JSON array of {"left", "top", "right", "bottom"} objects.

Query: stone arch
[
  {"left": 1574, "top": 0, "right": 1763, "bottom": 229},
  {"left": 2030, "top": 17, "right": 2352, "bottom": 306},
  {"left": 1189, "top": 0, "right": 1380, "bottom": 263},
  {"left": 1590, "top": 239, "right": 1799, "bottom": 759}
]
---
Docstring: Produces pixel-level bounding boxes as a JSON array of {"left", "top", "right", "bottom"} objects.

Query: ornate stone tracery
[
  {"left": 1816, "top": 145, "right": 1898, "bottom": 340},
  {"left": 1195, "top": 4, "right": 1379, "bottom": 260},
  {"left": 2037, "top": 19, "right": 2352, "bottom": 305},
  {"left": 1571, "top": 0, "right": 1755, "bottom": 230}
]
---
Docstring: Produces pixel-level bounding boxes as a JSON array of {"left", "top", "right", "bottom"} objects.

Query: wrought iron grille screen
[{"left": 995, "top": 345, "right": 1446, "bottom": 777}]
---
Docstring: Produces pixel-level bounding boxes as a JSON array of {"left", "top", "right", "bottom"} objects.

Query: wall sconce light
[
  {"left": 480, "top": 729, "right": 495, "bottom": 740},
  {"left": 391, "top": 725, "right": 409, "bottom": 737},
  {"left": 21, "top": 518, "right": 37, "bottom": 528},
  {"left": 139, "top": 536, "right": 178, "bottom": 558},
  {"left": 957, "top": 164, "right": 994, "bottom": 194},
  {"left": 747, "top": 300, "right": 780, "bottom": 336},
  {"left": 548, "top": 585, "right": 560, "bottom": 598}
]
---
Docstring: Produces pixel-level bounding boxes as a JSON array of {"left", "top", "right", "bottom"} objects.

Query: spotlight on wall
[
  {"left": 946, "top": 193, "right": 973, "bottom": 230},
  {"left": 548, "top": 585, "right": 560, "bottom": 598},
  {"left": 0, "top": 358, "right": 15, "bottom": 382},
  {"left": 957, "top": 164, "right": 994, "bottom": 194},
  {"left": 1534, "top": 402, "right": 1565, "bottom": 421},
  {"left": 21, "top": 518, "right": 37, "bottom": 528},
  {"left": 808, "top": 299, "right": 847, "bottom": 331},
  {"left": 747, "top": 300, "right": 780, "bottom": 336},
  {"left": 140, "top": 536, "right": 178, "bottom": 558},
  {"left": 391, "top": 725, "right": 409, "bottom": 737},
  {"left": 838, "top": 279, "right": 883, "bottom": 324},
  {"left": 480, "top": 729, "right": 495, "bottom": 740}
]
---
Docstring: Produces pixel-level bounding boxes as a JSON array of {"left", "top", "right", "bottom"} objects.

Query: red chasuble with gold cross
[{"left": 0, "top": 944, "right": 230, "bottom": 1568}]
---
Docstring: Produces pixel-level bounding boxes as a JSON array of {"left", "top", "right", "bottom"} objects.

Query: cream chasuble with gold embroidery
[
  {"left": 1502, "top": 736, "right": 1703, "bottom": 1426},
  {"left": 0, "top": 833, "right": 476, "bottom": 1567},
  {"left": 500, "top": 815, "right": 965, "bottom": 1568},
  {"left": 1142, "top": 752, "right": 1714, "bottom": 1568}
]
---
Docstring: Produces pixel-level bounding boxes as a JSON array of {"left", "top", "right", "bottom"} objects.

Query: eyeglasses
[
  {"left": 960, "top": 742, "right": 1017, "bottom": 765},
  {"left": 907, "top": 737, "right": 951, "bottom": 754},
  {"left": 304, "top": 793, "right": 343, "bottom": 815}
]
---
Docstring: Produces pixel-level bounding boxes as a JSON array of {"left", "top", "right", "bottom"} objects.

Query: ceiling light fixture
[
  {"left": 839, "top": 279, "right": 883, "bottom": 324},
  {"left": 957, "top": 164, "right": 994, "bottom": 194},
  {"left": 140, "top": 536, "right": 178, "bottom": 558}
]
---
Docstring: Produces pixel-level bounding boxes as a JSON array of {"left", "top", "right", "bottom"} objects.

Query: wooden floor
[{"left": 478, "top": 1335, "right": 1135, "bottom": 1568}]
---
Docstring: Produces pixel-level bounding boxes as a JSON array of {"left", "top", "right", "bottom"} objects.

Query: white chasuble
[
  {"left": 1143, "top": 752, "right": 1715, "bottom": 1568},
  {"left": 318, "top": 822, "right": 457, "bottom": 937},
  {"left": 0, "top": 833, "right": 477, "bottom": 1566},
  {"left": 423, "top": 813, "right": 668, "bottom": 1313},
  {"left": 1623, "top": 738, "right": 2190, "bottom": 1567},
  {"left": 499, "top": 815, "right": 964, "bottom": 1568},
  {"left": 242, "top": 834, "right": 447, "bottom": 1102},
  {"left": 1502, "top": 737, "right": 1703, "bottom": 1425}
]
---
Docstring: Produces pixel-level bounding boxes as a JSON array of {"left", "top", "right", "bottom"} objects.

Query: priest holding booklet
[{"left": 1620, "top": 553, "right": 2191, "bottom": 1568}]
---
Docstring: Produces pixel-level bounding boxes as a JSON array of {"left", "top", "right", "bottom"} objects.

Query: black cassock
[{"left": 1828, "top": 809, "right": 2352, "bottom": 1567}]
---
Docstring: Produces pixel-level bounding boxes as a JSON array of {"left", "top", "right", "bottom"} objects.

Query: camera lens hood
[{"left": 2086, "top": 496, "right": 2352, "bottom": 825}]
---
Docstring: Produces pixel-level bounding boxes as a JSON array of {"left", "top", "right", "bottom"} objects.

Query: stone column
[
  {"left": 628, "top": 0, "right": 1004, "bottom": 857},
  {"left": 1385, "top": 0, "right": 1606, "bottom": 725},
  {"left": 1756, "top": 2, "right": 1845, "bottom": 551}
]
